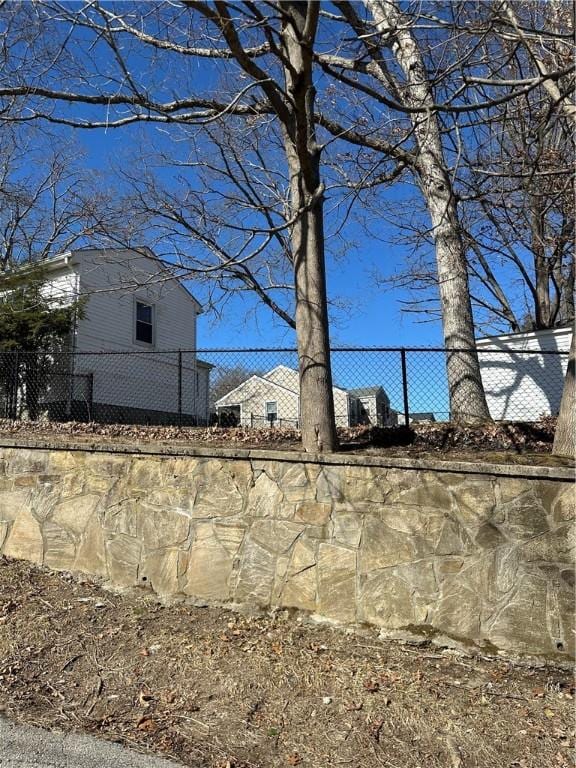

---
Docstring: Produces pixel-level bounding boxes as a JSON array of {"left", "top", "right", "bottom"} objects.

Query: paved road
[{"left": 0, "top": 718, "right": 180, "bottom": 768}]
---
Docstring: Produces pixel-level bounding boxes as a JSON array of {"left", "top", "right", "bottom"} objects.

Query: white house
[
  {"left": 347, "top": 386, "right": 396, "bottom": 426},
  {"left": 476, "top": 325, "right": 572, "bottom": 421},
  {"left": 214, "top": 365, "right": 396, "bottom": 428},
  {"left": 23, "top": 247, "right": 211, "bottom": 425}
]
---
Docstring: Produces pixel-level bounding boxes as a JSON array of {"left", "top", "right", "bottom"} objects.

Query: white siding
[
  {"left": 73, "top": 248, "right": 199, "bottom": 352},
  {"left": 216, "top": 366, "right": 353, "bottom": 426},
  {"left": 40, "top": 269, "right": 78, "bottom": 307},
  {"left": 41, "top": 248, "right": 208, "bottom": 422},
  {"left": 216, "top": 375, "right": 300, "bottom": 426},
  {"left": 477, "top": 327, "right": 571, "bottom": 421}
]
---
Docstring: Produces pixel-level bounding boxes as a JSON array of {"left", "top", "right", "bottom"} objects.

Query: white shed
[{"left": 476, "top": 326, "right": 572, "bottom": 421}]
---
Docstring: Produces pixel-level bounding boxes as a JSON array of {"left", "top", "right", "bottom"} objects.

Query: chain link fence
[{"left": 0, "top": 346, "right": 569, "bottom": 428}]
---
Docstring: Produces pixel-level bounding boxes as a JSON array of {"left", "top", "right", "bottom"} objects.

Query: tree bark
[
  {"left": 203, "top": 0, "right": 338, "bottom": 452},
  {"left": 553, "top": 331, "right": 575, "bottom": 458},
  {"left": 281, "top": 1, "right": 338, "bottom": 452},
  {"left": 366, "top": 0, "right": 490, "bottom": 422}
]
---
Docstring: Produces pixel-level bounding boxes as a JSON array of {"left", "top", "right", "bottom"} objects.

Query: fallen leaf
[
  {"left": 136, "top": 716, "right": 158, "bottom": 733},
  {"left": 138, "top": 689, "right": 153, "bottom": 707}
]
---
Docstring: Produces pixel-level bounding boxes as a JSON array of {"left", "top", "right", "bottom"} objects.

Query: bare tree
[
  {"left": 0, "top": 127, "right": 98, "bottom": 270},
  {"left": 2, "top": 0, "right": 573, "bottom": 435},
  {"left": 314, "top": 0, "right": 573, "bottom": 413},
  {"left": 314, "top": 0, "right": 494, "bottom": 421},
  {"left": 0, "top": 1, "right": 339, "bottom": 451},
  {"left": 553, "top": 331, "right": 575, "bottom": 458}
]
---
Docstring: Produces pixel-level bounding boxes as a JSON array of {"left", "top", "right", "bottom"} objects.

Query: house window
[
  {"left": 135, "top": 301, "right": 154, "bottom": 344},
  {"left": 265, "top": 400, "right": 277, "bottom": 424}
]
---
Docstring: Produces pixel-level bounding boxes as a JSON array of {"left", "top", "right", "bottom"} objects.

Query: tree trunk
[
  {"left": 281, "top": 1, "right": 338, "bottom": 452},
  {"left": 553, "top": 331, "right": 575, "bottom": 458},
  {"left": 290, "top": 171, "right": 337, "bottom": 453},
  {"left": 367, "top": 0, "right": 490, "bottom": 422},
  {"left": 530, "top": 192, "right": 552, "bottom": 328},
  {"left": 419, "top": 162, "right": 490, "bottom": 421}
]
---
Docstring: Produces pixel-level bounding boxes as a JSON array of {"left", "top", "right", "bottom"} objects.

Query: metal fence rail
[{"left": 0, "top": 346, "right": 569, "bottom": 428}]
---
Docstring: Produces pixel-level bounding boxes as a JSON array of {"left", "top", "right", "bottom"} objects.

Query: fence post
[
  {"left": 177, "top": 351, "right": 183, "bottom": 427},
  {"left": 400, "top": 348, "right": 409, "bottom": 427},
  {"left": 87, "top": 372, "right": 94, "bottom": 422},
  {"left": 11, "top": 351, "right": 19, "bottom": 420}
]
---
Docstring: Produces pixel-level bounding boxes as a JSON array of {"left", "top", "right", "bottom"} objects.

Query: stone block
[
  {"left": 359, "top": 517, "right": 418, "bottom": 573},
  {"left": 501, "top": 496, "right": 549, "bottom": 540},
  {"left": 43, "top": 522, "right": 76, "bottom": 570},
  {"left": 3, "top": 508, "right": 43, "bottom": 563},
  {"left": 436, "top": 557, "right": 464, "bottom": 578},
  {"left": 192, "top": 461, "right": 245, "bottom": 518},
  {"left": 247, "top": 470, "right": 284, "bottom": 518},
  {"left": 0, "top": 490, "right": 30, "bottom": 522},
  {"left": 295, "top": 501, "right": 331, "bottom": 525},
  {"left": 430, "top": 568, "right": 482, "bottom": 641},
  {"left": 13, "top": 475, "right": 38, "bottom": 488},
  {"left": 141, "top": 548, "right": 181, "bottom": 595},
  {"left": 483, "top": 573, "right": 551, "bottom": 655},
  {"left": 316, "top": 466, "right": 345, "bottom": 503},
  {"left": 331, "top": 510, "right": 363, "bottom": 548},
  {"left": 395, "top": 561, "right": 438, "bottom": 598},
  {"left": 359, "top": 570, "right": 424, "bottom": 628},
  {"left": 75, "top": 519, "right": 107, "bottom": 577},
  {"left": 388, "top": 476, "right": 452, "bottom": 511},
  {"left": 103, "top": 499, "right": 139, "bottom": 537},
  {"left": 317, "top": 544, "right": 356, "bottom": 623},
  {"left": 48, "top": 451, "right": 80, "bottom": 473},
  {"left": 139, "top": 506, "right": 190, "bottom": 550},
  {"left": 519, "top": 524, "right": 574, "bottom": 564},
  {"left": 279, "top": 463, "right": 317, "bottom": 503},
  {"left": 105, "top": 534, "right": 142, "bottom": 587},
  {"left": 282, "top": 566, "right": 317, "bottom": 612},
  {"left": 435, "top": 517, "right": 473, "bottom": 555},
  {"left": 250, "top": 519, "right": 303, "bottom": 554},
  {"left": 185, "top": 522, "right": 245, "bottom": 600},
  {"left": 447, "top": 480, "right": 497, "bottom": 528},
  {"left": 474, "top": 522, "right": 506, "bottom": 549},
  {"left": 550, "top": 484, "right": 576, "bottom": 523},
  {"left": 51, "top": 494, "right": 100, "bottom": 536},
  {"left": 287, "top": 537, "right": 316, "bottom": 576},
  {"left": 234, "top": 537, "right": 276, "bottom": 605}
]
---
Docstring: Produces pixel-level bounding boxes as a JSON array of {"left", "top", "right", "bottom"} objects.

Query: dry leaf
[
  {"left": 136, "top": 716, "right": 158, "bottom": 733},
  {"left": 138, "top": 689, "right": 153, "bottom": 707}
]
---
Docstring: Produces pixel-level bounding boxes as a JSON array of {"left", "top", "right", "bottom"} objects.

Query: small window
[
  {"left": 135, "top": 301, "right": 154, "bottom": 344},
  {"left": 265, "top": 400, "right": 277, "bottom": 423}
]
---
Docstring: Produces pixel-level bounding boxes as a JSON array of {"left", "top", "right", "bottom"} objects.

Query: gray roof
[
  {"left": 348, "top": 387, "right": 384, "bottom": 397},
  {"left": 410, "top": 412, "right": 436, "bottom": 421}
]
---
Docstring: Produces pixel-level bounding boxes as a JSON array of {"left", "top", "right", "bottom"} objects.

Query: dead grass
[{"left": 0, "top": 557, "right": 573, "bottom": 768}]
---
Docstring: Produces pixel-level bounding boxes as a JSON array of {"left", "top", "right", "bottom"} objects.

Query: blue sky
[{"left": 74, "top": 125, "right": 445, "bottom": 351}]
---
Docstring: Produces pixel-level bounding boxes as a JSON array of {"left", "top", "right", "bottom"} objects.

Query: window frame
[
  {"left": 265, "top": 400, "right": 278, "bottom": 424},
  {"left": 134, "top": 298, "right": 155, "bottom": 347}
]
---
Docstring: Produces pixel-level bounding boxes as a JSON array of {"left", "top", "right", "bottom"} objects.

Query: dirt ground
[{"left": 0, "top": 558, "right": 573, "bottom": 768}]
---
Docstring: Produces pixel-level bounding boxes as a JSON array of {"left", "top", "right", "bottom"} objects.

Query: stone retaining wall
[{"left": 0, "top": 440, "right": 573, "bottom": 658}]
